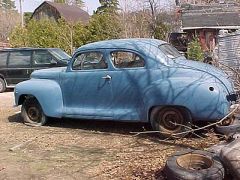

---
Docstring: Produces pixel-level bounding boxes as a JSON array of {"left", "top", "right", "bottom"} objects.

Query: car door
[
  {"left": 61, "top": 50, "right": 113, "bottom": 119},
  {"left": 7, "top": 50, "right": 31, "bottom": 85},
  {"left": 106, "top": 50, "right": 147, "bottom": 121}
]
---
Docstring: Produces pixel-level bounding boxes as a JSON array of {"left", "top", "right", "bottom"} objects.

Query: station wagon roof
[
  {"left": 76, "top": 38, "right": 167, "bottom": 52},
  {"left": 0, "top": 48, "right": 61, "bottom": 51}
]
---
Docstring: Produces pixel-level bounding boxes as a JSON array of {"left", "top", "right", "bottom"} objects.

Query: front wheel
[
  {"left": 21, "top": 97, "right": 47, "bottom": 126},
  {"left": 150, "top": 107, "right": 190, "bottom": 138}
]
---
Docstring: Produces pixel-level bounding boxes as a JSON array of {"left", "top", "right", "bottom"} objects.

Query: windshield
[
  {"left": 159, "top": 44, "right": 182, "bottom": 59},
  {"left": 49, "top": 49, "right": 71, "bottom": 61}
]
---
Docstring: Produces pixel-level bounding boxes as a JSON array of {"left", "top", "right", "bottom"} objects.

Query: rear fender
[
  {"left": 15, "top": 79, "right": 63, "bottom": 118},
  {"left": 143, "top": 77, "right": 230, "bottom": 121}
]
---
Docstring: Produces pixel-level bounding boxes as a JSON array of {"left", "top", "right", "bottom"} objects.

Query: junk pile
[{"left": 164, "top": 116, "right": 240, "bottom": 180}]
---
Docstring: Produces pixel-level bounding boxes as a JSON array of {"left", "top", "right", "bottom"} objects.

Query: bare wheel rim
[
  {"left": 176, "top": 153, "right": 213, "bottom": 171},
  {"left": 159, "top": 109, "right": 184, "bottom": 131},
  {"left": 27, "top": 106, "right": 42, "bottom": 123}
]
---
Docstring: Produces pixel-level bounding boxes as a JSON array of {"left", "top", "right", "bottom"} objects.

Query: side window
[
  {"left": 0, "top": 52, "right": 8, "bottom": 67},
  {"left": 110, "top": 51, "right": 145, "bottom": 68},
  {"left": 33, "top": 50, "right": 54, "bottom": 65},
  {"left": 72, "top": 52, "right": 107, "bottom": 70},
  {"left": 8, "top": 51, "right": 31, "bottom": 66}
]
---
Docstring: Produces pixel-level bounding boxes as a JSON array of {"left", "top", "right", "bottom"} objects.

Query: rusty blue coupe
[{"left": 14, "top": 38, "right": 238, "bottom": 137}]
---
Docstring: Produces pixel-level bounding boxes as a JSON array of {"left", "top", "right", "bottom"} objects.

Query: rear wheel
[
  {"left": 21, "top": 97, "right": 47, "bottom": 126},
  {"left": 150, "top": 107, "right": 190, "bottom": 138},
  {"left": 0, "top": 78, "right": 6, "bottom": 93}
]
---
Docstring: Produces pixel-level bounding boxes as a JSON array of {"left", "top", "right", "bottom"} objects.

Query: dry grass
[{"left": 0, "top": 91, "right": 219, "bottom": 179}]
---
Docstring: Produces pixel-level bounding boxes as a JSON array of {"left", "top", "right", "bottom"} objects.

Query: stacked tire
[{"left": 165, "top": 150, "right": 224, "bottom": 180}]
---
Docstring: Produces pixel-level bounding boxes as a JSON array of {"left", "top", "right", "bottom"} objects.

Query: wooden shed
[{"left": 31, "top": 1, "right": 90, "bottom": 24}]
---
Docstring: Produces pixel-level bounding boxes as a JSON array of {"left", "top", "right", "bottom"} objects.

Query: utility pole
[{"left": 19, "top": 0, "right": 24, "bottom": 27}]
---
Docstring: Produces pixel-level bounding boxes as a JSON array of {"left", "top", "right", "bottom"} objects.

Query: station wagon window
[
  {"left": 8, "top": 51, "right": 31, "bottom": 66},
  {"left": 0, "top": 52, "right": 8, "bottom": 67},
  {"left": 33, "top": 50, "right": 54, "bottom": 64},
  {"left": 110, "top": 51, "right": 145, "bottom": 68},
  {"left": 72, "top": 52, "right": 107, "bottom": 70}
]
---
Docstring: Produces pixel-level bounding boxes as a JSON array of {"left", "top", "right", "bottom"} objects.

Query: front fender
[
  {"left": 15, "top": 79, "right": 63, "bottom": 118},
  {"left": 143, "top": 77, "right": 231, "bottom": 121}
]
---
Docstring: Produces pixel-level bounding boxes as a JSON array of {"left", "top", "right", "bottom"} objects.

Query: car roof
[
  {"left": 0, "top": 48, "right": 60, "bottom": 52},
  {"left": 76, "top": 38, "right": 167, "bottom": 52}
]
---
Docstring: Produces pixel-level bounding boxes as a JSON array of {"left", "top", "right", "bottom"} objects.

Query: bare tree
[
  {"left": 119, "top": 0, "right": 152, "bottom": 38},
  {"left": 119, "top": 0, "right": 176, "bottom": 40},
  {"left": 0, "top": 8, "right": 21, "bottom": 42}
]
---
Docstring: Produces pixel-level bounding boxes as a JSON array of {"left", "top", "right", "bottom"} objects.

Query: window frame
[
  {"left": 71, "top": 50, "right": 108, "bottom": 72},
  {"left": 0, "top": 51, "right": 9, "bottom": 67},
  {"left": 109, "top": 50, "right": 146, "bottom": 69}
]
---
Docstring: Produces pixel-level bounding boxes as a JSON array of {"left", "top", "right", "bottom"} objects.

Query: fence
[{"left": 217, "top": 31, "right": 240, "bottom": 90}]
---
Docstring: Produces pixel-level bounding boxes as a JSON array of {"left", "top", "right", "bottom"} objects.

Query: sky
[{"left": 15, "top": 0, "right": 101, "bottom": 15}]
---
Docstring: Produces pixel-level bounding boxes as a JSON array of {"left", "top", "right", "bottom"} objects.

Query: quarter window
[
  {"left": 110, "top": 51, "right": 145, "bottom": 68},
  {"left": 0, "top": 52, "right": 8, "bottom": 67},
  {"left": 33, "top": 50, "right": 54, "bottom": 64},
  {"left": 8, "top": 51, "right": 31, "bottom": 66},
  {"left": 72, "top": 52, "right": 107, "bottom": 70}
]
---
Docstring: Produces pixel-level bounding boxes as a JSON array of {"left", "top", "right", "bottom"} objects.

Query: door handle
[{"left": 102, "top": 75, "right": 112, "bottom": 80}]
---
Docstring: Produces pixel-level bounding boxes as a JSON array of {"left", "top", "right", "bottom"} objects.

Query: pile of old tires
[{"left": 164, "top": 118, "right": 240, "bottom": 180}]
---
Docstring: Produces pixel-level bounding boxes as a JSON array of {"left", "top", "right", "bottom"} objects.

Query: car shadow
[
  {"left": 8, "top": 112, "right": 151, "bottom": 135},
  {"left": 48, "top": 117, "right": 151, "bottom": 135},
  {"left": 8, "top": 112, "right": 22, "bottom": 123},
  {"left": 8, "top": 113, "right": 212, "bottom": 150}
]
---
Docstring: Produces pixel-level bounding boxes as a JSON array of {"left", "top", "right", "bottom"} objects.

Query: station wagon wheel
[
  {"left": 150, "top": 107, "right": 190, "bottom": 138},
  {"left": 0, "top": 78, "right": 6, "bottom": 93},
  {"left": 21, "top": 97, "right": 47, "bottom": 126}
]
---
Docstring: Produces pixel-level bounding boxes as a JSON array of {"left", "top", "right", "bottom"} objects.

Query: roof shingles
[{"left": 181, "top": 3, "right": 240, "bottom": 29}]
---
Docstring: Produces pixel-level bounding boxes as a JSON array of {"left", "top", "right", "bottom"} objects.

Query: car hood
[
  {"left": 172, "top": 59, "right": 234, "bottom": 94},
  {"left": 31, "top": 67, "right": 67, "bottom": 79}
]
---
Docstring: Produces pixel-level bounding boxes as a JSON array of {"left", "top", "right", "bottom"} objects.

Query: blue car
[{"left": 14, "top": 39, "right": 238, "bottom": 137}]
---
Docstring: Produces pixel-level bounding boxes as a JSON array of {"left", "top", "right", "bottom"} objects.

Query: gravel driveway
[{"left": 0, "top": 91, "right": 219, "bottom": 179}]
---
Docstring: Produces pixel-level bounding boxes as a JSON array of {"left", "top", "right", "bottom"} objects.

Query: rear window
[
  {"left": 0, "top": 52, "right": 8, "bottom": 67},
  {"left": 8, "top": 51, "right": 31, "bottom": 66},
  {"left": 159, "top": 44, "right": 182, "bottom": 59}
]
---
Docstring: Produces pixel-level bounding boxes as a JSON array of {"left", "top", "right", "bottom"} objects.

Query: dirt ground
[{"left": 0, "top": 90, "right": 220, "bottom": 180}]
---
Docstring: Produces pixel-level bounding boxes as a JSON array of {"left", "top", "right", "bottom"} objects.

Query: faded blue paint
[{"left": 15, "top": 38, "right": 236, "bottom": 122}]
